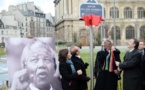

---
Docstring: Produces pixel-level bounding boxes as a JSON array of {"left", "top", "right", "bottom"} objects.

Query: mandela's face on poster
[
  {"left": 5, "top": 38, "right": 62, "bottom": 90},
  {"left": 23, "top": 40, "right": 55, "bottom": 88}
]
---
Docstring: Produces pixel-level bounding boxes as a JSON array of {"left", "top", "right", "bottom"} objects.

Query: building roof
[
  {"left": 19, "top": 10, "right": 34, "bottom": 16},
  {"left": 35, "top": 12, "right": 45, "bottom": 18}
]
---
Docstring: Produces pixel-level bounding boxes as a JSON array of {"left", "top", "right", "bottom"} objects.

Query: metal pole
[
  {"left": 100, "top": 23, "right": 103, "bottom": 41},
  {"left": 89, "top": 26, "right": 94, "bottom": 90},
  {"left": 103, "top": 22, "right": 106, "bottom": 38},
  {"left": 113, "top": 0, "right": 116, "bottom": 47},
  {"left": 0, "top": 45, "right": 2, "bottom": 61},
  {"left": 104, "top": 26, "right": 106, "bottom": 38}
]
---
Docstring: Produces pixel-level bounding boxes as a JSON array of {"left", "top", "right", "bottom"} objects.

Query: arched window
[
  {"left": 110, "top": 7, "right": 119, "bottom": 18},
  {"left": 111, "top": 26, "right": 121, "bottom": 39},
  {"left": 137, "top": 7, "right": 145, "bottom": 18},
  {"left": 126, "top": 26, "right": 135, "bottom": 39},
  {"left": 124, "top": 7, "right": 132, "bottom": 18},
  {"left": 140, "top": 25, "right": 145, "bottom": 38}
]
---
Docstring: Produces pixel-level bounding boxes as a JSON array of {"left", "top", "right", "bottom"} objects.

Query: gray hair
[{"left": 21, "top": 38, "right": 56, "bottom": 69}]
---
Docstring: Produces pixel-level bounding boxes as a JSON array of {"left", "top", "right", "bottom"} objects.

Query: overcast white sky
[{"left": 0, "top": 0, "right": 55, "bottom": 16}]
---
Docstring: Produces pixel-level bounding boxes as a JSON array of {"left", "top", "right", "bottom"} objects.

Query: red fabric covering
[
  {"left": 91, "top": 15, "right": 104, "bottom": 26},
  {"left": 80, "top": 14, "right": 104, "bottom": 26},
  {"left": 81, "top": 15, "right": 92, "bottom": 26}
]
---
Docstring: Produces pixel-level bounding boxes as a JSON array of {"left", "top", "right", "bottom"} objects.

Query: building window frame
[
  {"left": 124, "top": 7, "right": 132, "bottom": 18},
  {"left": 111, "top": 26, "right": 121, "bottom": 39},
  {"left": 126, "top": 26, "right": 135, "bottom": 39},
  {"left": 137, "top": 7, "right": 145, "bottom": 19},
  {"left": 110, "top": 7, "right": 119, "bottom": 18},
  {"left": 140, "top": 25, "right": 145, "bottom": 38}
]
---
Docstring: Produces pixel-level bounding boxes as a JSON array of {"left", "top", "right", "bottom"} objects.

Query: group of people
[
  {"left": 58, "top": 45, "right": 90, "bottom": 90},
  {"left": 10, "top": 37, "right": 145, "bottom": 90},
  {"left": 94, "top": 38, "right": 145, "bottom": 90}
]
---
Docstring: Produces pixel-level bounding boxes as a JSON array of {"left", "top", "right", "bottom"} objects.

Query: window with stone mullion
[
  {"left": 124, "top": 7, "right": 132, "bottom": 18},
  {"left": 126, "top": 26, "right": 135, "bottom": 39},
  {"left": 140, "top": 26, "right": 145, "bottom": 37},
  {"left": 138, "top": 7, "right": 145, "bottom": 18},
  {"left": 110, "top": 7, "right": 119, "bottom": 18}
]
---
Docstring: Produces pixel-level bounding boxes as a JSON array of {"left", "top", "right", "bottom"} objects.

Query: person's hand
[
  {"left": 84, "top": 63, "right": 89, "bottom": 68},
  {"left": 77, "top": 70, "right": 82, "bottom": 75},
  {"left": 11, "top": 69, "right": 32, "bottom": 90},
  {"left": 114, "top": 69, "right": 120, "bottom": 75},
  {"left": 85, "top": 76, "right": 90, "bottom": 82},
  {"left": 117, "top": 67, "right": 122, "bottom": 72},
  {"left": 111, "top": 46, "right": 116, "bottom": 51},
  {"left": 115, "top": 61, "right": 120, "bottom": 66}
]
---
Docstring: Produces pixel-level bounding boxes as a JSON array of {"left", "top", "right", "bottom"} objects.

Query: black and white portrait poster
[{"left": 5, "top": 37, "right": 62, "bottom": 90}]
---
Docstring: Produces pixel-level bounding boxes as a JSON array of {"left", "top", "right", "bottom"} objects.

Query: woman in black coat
[{"left": 58, "top": 49, "right": 82, "bottom": 90}]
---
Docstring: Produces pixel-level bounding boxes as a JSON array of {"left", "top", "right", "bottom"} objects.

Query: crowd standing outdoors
[{"left": 58, "top": 38, "right": 145, "bottom": 90}]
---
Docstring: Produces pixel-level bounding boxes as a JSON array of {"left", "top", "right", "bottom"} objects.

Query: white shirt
[
  {"left": 29, "top": 83, "right": 53, "bottom": 90},
  {"left": 29, "top": 83, "right": 39, "bottom": 90},
  {"left": 129, "top": 48, "right": 134, "bottom": 52}
]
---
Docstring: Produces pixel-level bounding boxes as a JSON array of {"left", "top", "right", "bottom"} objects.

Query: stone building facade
[
  {"left": 0, "top": 2, "right": 55, "bottom": 44},
  {"left": 54, "top": 0, "right": 145, "bottom": 45}
]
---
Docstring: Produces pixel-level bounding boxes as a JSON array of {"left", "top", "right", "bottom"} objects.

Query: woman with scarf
[{"left": 58, "top": 49, "right": 82, "bottom": 90}]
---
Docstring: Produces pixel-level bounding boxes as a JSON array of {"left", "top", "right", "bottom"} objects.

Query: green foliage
[
  {"left": 0, "top": 48, "right": 5, "bottom": 56},
  {"left": 55, "top": 41, "right": 67, "bottom": 46}
]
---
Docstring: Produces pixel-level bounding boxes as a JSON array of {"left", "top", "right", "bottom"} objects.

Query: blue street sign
[{"left": 79, "top": 3, "right": 104, "bottom": 18}]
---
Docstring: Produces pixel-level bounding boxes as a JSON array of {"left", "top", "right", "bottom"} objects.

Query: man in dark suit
[
  {"left": 116, "top": 38, "right": 142, "bottom": 90},
  {"left": 138, "top": 41, "right": 145, "bottom": 90},
  {"left": 70, "top": 45, "right": 90, "bottom": 90}
]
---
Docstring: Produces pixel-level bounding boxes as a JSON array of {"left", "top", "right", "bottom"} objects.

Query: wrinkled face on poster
[{"left": 10, "top": 39, "right": 61, "bottom": 90}]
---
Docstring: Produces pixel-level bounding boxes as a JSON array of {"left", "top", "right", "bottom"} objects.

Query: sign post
[
  {"left": 80, "top": 1, "right": 104, "bottom": 90},
  {"left": 89, "top": 25, "right": 94, "bottom": 90}
]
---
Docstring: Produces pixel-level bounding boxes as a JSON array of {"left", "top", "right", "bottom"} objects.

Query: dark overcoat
[
  {"left": 141, "top": 49, "right": 145, "bottom": 90},
  {"left": 59, "top": 62, "right": 78, "bottom": 90},
  {"left": 119, "top": 49, "right": 142, "bottom": 90},
  {"left": 71, "top": 56, "right": 90, "bottom": 90}
]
